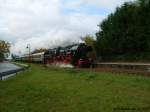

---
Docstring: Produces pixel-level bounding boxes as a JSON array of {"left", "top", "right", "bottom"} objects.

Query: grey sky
[{"left": 0, "top": 0, "right": 134, "bottom": 54}]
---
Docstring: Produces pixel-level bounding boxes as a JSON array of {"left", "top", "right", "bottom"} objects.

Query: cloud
[{"left": 0, "top": 0, "right": 134, "bottom": 55}]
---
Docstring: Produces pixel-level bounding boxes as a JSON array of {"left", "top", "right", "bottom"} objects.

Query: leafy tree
[
  {"left": 81, "top": 35, "right": 97, "bottom": 59},
  {"left": 32, "top": 48, "right": 47, "bottom": 54},
  {"left": 0, "top": 40, "right": 10, "bottom": 61},
  {"left": 96, "top": 0, "right": 150, "bottom": 61}
]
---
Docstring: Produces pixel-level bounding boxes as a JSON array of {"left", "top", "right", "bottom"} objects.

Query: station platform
[{"left": 0, "top": 62, "right": 23, "bottom": 80}]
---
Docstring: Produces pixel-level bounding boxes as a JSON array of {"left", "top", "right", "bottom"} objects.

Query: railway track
[
  {"left": 95, "top": 62, "right": 150, "bottom": 71},
  {"left": 79, "top": 62, "right": 150, "bottom": 77}
]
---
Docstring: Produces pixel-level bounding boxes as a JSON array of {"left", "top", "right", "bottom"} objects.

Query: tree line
[{"left": 84, "top": 0, "right": 150, "bottom": 61}]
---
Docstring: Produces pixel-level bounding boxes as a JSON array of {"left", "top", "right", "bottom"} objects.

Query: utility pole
[{"left": 26, "top": 44, "right": 31, "bottom": 65}]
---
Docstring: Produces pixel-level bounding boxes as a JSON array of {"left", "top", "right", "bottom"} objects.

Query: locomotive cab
[{"left": 71, "top": 43, "right": 92, "bottom": 67}]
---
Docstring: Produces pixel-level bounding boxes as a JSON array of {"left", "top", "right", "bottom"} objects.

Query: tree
[
  {"left": 96, "top": 0, "right": 150, "bottom": 61},
  {"left": 32, "top": 48, "right": 47, "bottom": 54},
  {"left": 0, "top": 40, "right": 10, "bottom": 61},
  {"left": 81, "top": 35, "right": 97, "bottom": 59}
]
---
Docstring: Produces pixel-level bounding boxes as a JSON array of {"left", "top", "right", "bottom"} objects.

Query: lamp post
[{"left": 26, "top": 44, "right": 31, "bottom": 64}]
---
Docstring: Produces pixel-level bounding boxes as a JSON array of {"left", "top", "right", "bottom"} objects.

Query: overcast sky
[{"left": 0, "top": 0, "right": 134, "bottom": 55}]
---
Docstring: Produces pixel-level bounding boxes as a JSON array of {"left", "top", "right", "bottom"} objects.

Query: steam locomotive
[{"left": 15, "top": 43, "right": 92, "bottom": 67}]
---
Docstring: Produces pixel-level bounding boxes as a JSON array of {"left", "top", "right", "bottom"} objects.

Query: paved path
[{"left": 0, "top": 61, "right": 21, "bottom": 73}]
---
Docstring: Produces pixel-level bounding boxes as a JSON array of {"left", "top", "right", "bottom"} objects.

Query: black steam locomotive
[{"left": 15, "top": 43, "right": 92, "bottom": 67}]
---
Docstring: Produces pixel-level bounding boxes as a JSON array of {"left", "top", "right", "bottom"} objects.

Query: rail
[{"left": 95, "top": 62, "right": 150, "bottom": 71}]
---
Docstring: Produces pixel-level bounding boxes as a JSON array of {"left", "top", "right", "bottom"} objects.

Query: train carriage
[{"left": 32, "top": 52, "right": 44, "bottom": 63}]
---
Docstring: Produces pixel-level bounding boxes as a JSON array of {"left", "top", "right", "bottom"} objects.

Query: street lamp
[{"left": 26, "top": 44, "right": 31, "bottom": 64}]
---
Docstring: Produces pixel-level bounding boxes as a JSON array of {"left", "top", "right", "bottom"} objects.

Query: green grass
[
  {"left": 12, "top": 62, "right": 29, "bottom": 68},
  {"left": 0, "top": 64, "right": 150, "bottom": 112}
]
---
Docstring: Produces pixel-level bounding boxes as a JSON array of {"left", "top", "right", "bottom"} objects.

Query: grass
[
  {"left": 0, "top": 64, "right": 150, "bottom": 112},
  {"left": 12, "top": 62, "right": 29, "bottom": 68}
]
